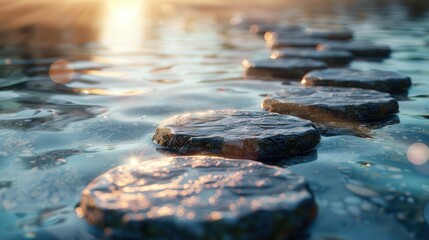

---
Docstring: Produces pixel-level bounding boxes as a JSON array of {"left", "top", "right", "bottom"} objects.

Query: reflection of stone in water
[
  {"left": 266, "top": 149, "right": 318, "bottom": 167},
  {"left": 425, "top": 202, "right": 429, "bottom": 225},
  {"left": 315, "top": 115, "right": 400, "bottom": 138}
]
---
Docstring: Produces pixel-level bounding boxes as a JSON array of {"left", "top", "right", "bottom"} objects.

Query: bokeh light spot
[
  {"left": 407, "top": 142, "right": 429, "bottom": 165},
  {"left": 49, "top": 59, "right": 75, "bottom": 84}
]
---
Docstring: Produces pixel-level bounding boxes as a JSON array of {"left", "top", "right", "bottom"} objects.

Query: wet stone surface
[
  {"left": 271, "top": 49, "right": 353, "bottom": 66},
  {"left": 304, "top": 27, "right": 354, "bottom": 40},
  {"left": 79, "top": 157, "right": 317, "bottom": 239},
  {"left": 243, "top": 58, "right": 327, "bottom": 80},
  {"left": 262, "top": 87, "right": 399, "bottom": 121},
  {"left": 266, "top": 37, "right": 332, "bottom": 49},
  {"left": 250, "top": 23, "right": 303, "bottom": 35},
  {"left": 152, "top": 110, "right": 321, "bottom": 160},
  {"left": 319, "top": 42, "right": 391, "bottom": 58},
  {"left": 302, "top": 68, "right": 412, "bottom": 94}
]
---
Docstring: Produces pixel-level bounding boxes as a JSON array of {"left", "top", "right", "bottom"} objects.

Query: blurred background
[{"left": 0, "top": 0, "right": 428, "bottom": 51}]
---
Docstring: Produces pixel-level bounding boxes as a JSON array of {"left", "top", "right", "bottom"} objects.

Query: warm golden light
[
  {"left": 128, "top": 157, "right": 140, "bottom": 165},
  {"left": 241, "top": 59, "right": 252, "bottom": 68},
  {"left": 49, "top": 59, "right": 75, "bottom": 84},
  {"left": 108, "top": 0, "right": 142, "bottom": 21},
  {"left": 76, "top": 88, "right": 150, "bottom": 96},
  {"left": 102, "top": 0, "right": 144, "bottom": 50},
  {"left": 407, "top": 142, "right": 429, "bottom": 165},
  {"left": 83, "top": 70, "right": 126, "bottom": 78},
  {"left": 270, "top": 50, "right": 280, "bottom": 59}
]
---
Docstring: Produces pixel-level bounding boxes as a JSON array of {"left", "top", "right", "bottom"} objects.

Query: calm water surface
[{"left": 0, "top": 1, "right": 428, "bottom": 239}]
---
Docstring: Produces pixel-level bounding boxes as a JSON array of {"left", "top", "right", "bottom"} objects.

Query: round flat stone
[
  {"left": 305, "top": 28, "right": 354, "bottom": 40},
  {"left": 319, "top": 42, "right": 391, "bottom": 58},
  {"left": 271, "top": 49, "right": 353, "bottom": 66},
  {"left": 243, "top": 58, "right": 327, "bottom": 80},
  {"left": 302, "top": 68, "right": 412, "bottom": 94},
  {"left": 152, "top": 110, "right": 320, "bottom": 160},
  {"left": 250, "top": 24, "right": 303, "bottom": 35},
  {"left": 262, "top": 87, "right": 399, "bottom": 121},
  {"left": 79, "top": 157, "right": 317, "bottom": 239},
  {"left": 267, "top": 37, "right": 326, "bottom": 49}
]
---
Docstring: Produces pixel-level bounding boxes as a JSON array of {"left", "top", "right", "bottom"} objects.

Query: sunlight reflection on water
[{"left": 0, "top": 0, "right": 428, "bottom": 239}]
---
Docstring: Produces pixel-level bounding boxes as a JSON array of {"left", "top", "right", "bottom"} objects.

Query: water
[{"left": 0, "top": 0, "right": 428, "bottom": 239}]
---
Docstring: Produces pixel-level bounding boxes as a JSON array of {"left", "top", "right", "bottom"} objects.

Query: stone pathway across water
[
  {"left": 78, "top": 18, "right": 415, "bottom": 239},
  {"left": 152, "top": 110, "right": 320, "bottom": 160},
  {"left": 79, "top": 157, "right": 317, "bottom": 240}
]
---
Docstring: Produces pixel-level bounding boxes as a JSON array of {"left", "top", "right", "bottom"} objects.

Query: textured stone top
[
  {"left": 271, "top": 49, "right": 353, "bottom": 66},
  {"left": 243, "top": 58, "right": 327, "bottom": 79},
  {"left": 305, "top": 27, "right": 354, "bottom": 40},
  {"left": 318, "top": 42, "right": 391, "bottom": 58},
  {"left": 262, "top": 87, "right": 399, "bottom": 121},
  {"left": 79, "top": 157, "right": 317, "bottom": 239},
  {"left": 153, "top": 110, "right": 321, "bottom": 160},
  {"left": 302, "top": 68, "right": 412, "bottom": 93}
]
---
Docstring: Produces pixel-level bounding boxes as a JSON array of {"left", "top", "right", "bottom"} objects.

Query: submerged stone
[
  {"left": 262, "top": 87, "right": 399, "bottom": 121},
  {"left": 318, "top": 42, "right": 391, "bottom": 58},
  {"left": 243, "top": 58, "right": 327, "bottom": 80},
  {"left": 271, "top": 49, "right": 353, "bottom": 66},
  {"left": 79, "top": 157, "right": 317, "bottom": 239},
  {"left": 302, "top": 68, "right": 412, "bottom": 94},
  {"left": 153, "top": 110, "right": 320, "bottom": 160}
]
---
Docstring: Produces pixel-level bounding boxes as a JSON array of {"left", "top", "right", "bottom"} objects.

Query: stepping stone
[
  {"left": 318, "top": 42, "right": 391, "bottom": 58},
  {"left": 79, "top": 157, "right": 317, "bottom": 239},
  {"left": 266, "top": 36, "right": 350, "bottom": 50},
  {"left": 243, "top": 58, "right": 327, "bottom": 80},
  {"left": 271, "top": 49, "right": 353, "bottom": 66},
  {"left": 304, "top": 27, "right": 354, "bottom": 40},
  {"left": 302, "top": 68, "right": 412, "bottom": 94},
  {"left": 152, "top": 110, "right": 320, "bottom": 160},
  {"left": 250, "top": 23, "right": 303, "bottom": 35},
  {"left": 267, "top": 37, "right": 326, "bottom": 49},
  {"left": 262, "top": 87, "right": 399, "bottom": 121}
]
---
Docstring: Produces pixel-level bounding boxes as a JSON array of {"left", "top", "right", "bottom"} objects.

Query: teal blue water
[{"left": 0, "top": 1, "right": 428, "bottom": 239}]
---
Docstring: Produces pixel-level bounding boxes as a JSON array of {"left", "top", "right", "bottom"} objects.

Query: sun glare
[
  {"left": 102, "top": 0, "right": 144, "bottom": 50},
  {"left": 108, "top": 0, "right": 142, "bottom": 21}
]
